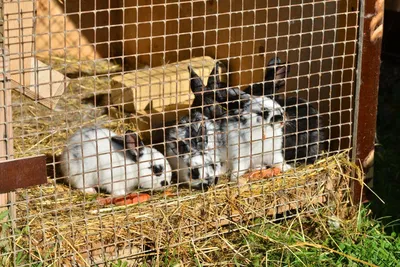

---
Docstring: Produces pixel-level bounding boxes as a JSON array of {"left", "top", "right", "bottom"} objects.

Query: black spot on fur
[
  {"left": 210, "top": 163, "right": 216, "bottom": 170},
  {"left": 240, "top": 115, "right": 248, "bottom": 125},
  {"left": 128, "top": 148, "right": 144, "bottom": 163},
  {"left": 152, "top": 165, "right": 164, "bottom": 176},
  {"left": 193, "top": 182, "right": 210, "bottom": 191},
  {"left": 72, "top": 151, "right": 79, "bottom": 159},
  {"left": 191, "top": 168, "right": 200, "bottom": 180},
  {"left": 178, "top": 141, "right": 190, "bottom": 155},
  {"left": 160, "top": 180, "right": 169, "bottom": 186},
  {"left": 214, "top": 176, "right": 219, "bottom": 185},
  {"left": 261, "top": 110, "right": 271, "bottom": 121},
  {"left": 278, "top": 97, "right": 325, "bottom": 165},
  {"left": 228, "top": 116, "right": 240, "bottom": 123},
  {"left": 271, "top": 115, "right": 283, "bottom": 123}
]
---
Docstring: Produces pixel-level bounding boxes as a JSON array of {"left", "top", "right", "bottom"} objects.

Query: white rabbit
[
  {"left": 60, "top": 126, "right": 172, "bottom": 196},
  {"left": 218, "top": 96, "right": 292, "bottom": 180},
  {"left": 188, "top": 63, "right": 291, "bottom": 181},
  {"left": 244, "top": 57, "right": 326, "bottom": 165}
]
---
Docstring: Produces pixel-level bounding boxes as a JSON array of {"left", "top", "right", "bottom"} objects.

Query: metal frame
[
  {"left": 0, "top": 0, "right": 382, "bottom": 264},
  {"left": 352, "top": 0, "right": 382, "bottom": 203}
]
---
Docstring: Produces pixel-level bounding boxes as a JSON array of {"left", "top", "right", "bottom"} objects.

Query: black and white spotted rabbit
[
  {"left": 188, "top": 63, "right": 291, "bottom": 181},
  {"left": 164, "top": 65, "right": 225, "bottom": 190},
  {"left": 61, "top": 126, "right": 172, "bottom": 196},
  {"left": 217, "top": 57, "right": 325, "bottom": 165}
]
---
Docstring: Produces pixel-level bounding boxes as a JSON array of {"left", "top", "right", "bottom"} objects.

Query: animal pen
[{"left": 0, "top": 0, "right": 381, "bottom": 265}]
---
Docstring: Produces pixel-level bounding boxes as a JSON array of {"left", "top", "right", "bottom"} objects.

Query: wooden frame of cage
[{"left": 0, "top": 0, "right": 381, "bottom": 220}]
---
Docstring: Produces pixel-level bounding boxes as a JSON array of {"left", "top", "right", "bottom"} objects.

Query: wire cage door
[{"left": 0, "top": 0, "right": 382, "bottom": 265}]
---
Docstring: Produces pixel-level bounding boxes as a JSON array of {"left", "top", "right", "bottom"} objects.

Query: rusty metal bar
[{"left": 352, "top": 0, "right": 383, "bottom": 203}]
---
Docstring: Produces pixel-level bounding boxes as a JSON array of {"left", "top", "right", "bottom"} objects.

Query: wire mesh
[{"left": 0, "top": 0, "right": 361, "bottom": 265}]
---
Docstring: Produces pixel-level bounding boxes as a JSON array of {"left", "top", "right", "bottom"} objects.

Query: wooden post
[
  {"left": 0, "top": 0, "right": 14, "bottom": 220},
  {"left": 352, "top": 0, "right": 383, "bottom": 203},
  {"left": 0, "top": 0, "right": 7, "bottom": 214}
]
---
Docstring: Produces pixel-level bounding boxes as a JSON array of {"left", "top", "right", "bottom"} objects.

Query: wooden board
[
  {"left": 3, "top": 0, "right": 70, "bottom": 109},
  {"left": 35, "top": 0, "right": 118, "bottom": 60},
  {"left": 111, "top": 56, "right": 226, "bottom": 113}
]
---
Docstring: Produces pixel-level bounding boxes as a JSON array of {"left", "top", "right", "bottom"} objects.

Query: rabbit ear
[
  {"left": 124, "top": 131, "right": 144, "bottom": 150},
  {"left": 206, "top": 62, "right": 220, "bottom": 90},
  {"left": 273, "top": 64, "right": 290, "bottom": 88},
  {"left": 177, "top": 140, "right": 190, "bottom": 155},
  {"left": 188, "top": 65, "right": 205, "bottom": 93},
  {"left": 264, "top": 57, "right": 290, "bottom": 89},
  {"left": 112, "top": 131, "right": 144, "bottom": 161}
]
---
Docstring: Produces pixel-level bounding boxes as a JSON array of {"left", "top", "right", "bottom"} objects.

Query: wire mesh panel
[{"left": 0, "top": 0, "right": 363, "bottom": 265}]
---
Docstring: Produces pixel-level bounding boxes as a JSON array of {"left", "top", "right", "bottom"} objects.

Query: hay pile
[
  {"left": 11, "top": 57, "right": 131, "bottom": 159},
  {"left": 12, "top": 150, "right": 361, "bottom": 266}
]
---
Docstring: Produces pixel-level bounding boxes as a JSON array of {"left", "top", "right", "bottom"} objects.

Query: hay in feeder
[{"left": 12, "top": 150, "right": 362, "bottom": 266}]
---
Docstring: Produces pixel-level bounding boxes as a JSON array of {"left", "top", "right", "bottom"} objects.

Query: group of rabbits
[{"left": 60, "top": 57, "right": 326, "bottom": 196}]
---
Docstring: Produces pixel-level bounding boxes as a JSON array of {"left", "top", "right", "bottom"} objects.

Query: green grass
[
  {"left": 3, "top": 204, "right": 399, "bottom": 266},
  {"left": 140, "top": 206, "right": 400, "bottom": 266}
]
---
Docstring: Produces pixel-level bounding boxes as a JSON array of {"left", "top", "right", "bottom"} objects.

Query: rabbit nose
[{"left": 152, "top": 165, "right": 164, "bottom": 176}]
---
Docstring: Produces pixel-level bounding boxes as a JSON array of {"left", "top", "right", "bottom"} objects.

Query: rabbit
[
  {"left": 60, "top": 126, "right": 172, "bottom": 196},
  {"left": 201, "top": 57, "right": 287, "bottom": 113},
  {"left": 214, "top": 57, "right": 325, "bottom": 165},
  {"left": 189, "top": 63, "right": 226, "bottom": 119},
  {"left": 164, "top": 65, "right": 226, "bottom": 190},
  {"left": 276, "top": 97, "right": 325, "bottom": 165},
  {"left": 188, "top": 64, "right": 291, "bottom": 181},
  {"left": 243, "top": 57, "right": 290, "bottom": 97},
  {"left": 246, "top": 56, "right": 325, "bottom": 165},
  {"left": 218, "top": 95, "right": 292, "bottom": 180},
  {"left": 165, "top": 113, "right": 223, "bottom": 190}
]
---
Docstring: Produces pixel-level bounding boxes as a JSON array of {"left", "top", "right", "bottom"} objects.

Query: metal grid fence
[{"left": 0, "top": 0, "right": 364, "bottom": 265}]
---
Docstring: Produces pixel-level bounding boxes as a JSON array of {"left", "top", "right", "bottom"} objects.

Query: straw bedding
[{"left": 9, "top": 58, "right": 361, "bottom": 266}]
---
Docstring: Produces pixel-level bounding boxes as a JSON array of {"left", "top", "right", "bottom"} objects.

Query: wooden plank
[
  {"left": 0, "top": 155, "right": 47, "bottom": 194},
  {"left": 111, "top": 56, "right": 226, "bottom": 113},
  {"left": 0, "top": 6, "right": 13, "bottom": 215},
  {"left": 3, "top": 0, "right": 69, "bottom": 109},
  {"left": 35, "top": 0, "right": 117, "bottom": 60}
]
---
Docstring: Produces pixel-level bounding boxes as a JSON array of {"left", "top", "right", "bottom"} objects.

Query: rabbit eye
[
  {"left": 257, "top": 110, "right": 272, "bottom": 121},
  {"left": 190, "top": 168, "right": 200, "bottom": 180},
  {"left": 151, "top": 165, "right": 163, "bottom": 176},
  {"left": 271, "top": 115, "right": 283, "bottom": 123}
]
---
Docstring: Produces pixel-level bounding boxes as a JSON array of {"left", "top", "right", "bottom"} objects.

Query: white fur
[
  {"left": 60, "top": 127, "right": 172, "bottom": 196},
  {"left": 166, "top": 117, "right": 224, "bottom": 189},
  {"left": 220, "top": 96, "right": 292, "bottom": 180}
]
